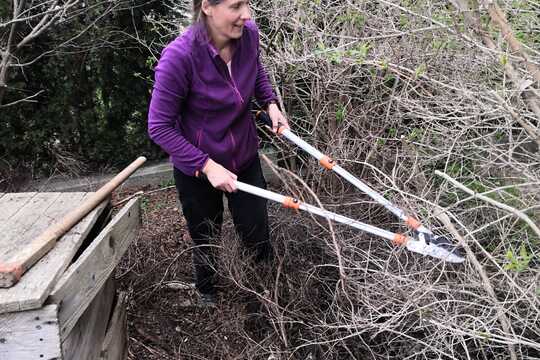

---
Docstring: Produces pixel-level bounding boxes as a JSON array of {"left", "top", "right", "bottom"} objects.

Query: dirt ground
[{"left": 114, "top": 184, "right": 277, "bottom": 360}]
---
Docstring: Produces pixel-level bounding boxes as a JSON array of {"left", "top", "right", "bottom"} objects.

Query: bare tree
[{"left": 0, "top": 0, "right": 127, "bottom": 107}]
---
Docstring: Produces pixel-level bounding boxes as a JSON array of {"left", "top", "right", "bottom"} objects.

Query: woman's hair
[{"left": 193, "top": 0, "right": 222, "bottom": 24}]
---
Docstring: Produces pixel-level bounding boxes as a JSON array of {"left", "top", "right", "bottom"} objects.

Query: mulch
[{"left": 114, "top": 184, "right": 276, "bottom": 360}]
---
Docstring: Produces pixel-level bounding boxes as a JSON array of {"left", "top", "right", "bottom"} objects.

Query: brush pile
[
  {"left": 233, "top": 1, "right": 539, "bottom": 358},
  {"left": 127, "top": 0, "right": 539, "bottom": 358}
]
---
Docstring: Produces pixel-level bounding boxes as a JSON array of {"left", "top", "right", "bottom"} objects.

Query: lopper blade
[{"left": 405, "top": 239, "right": 465, "bottom": 263}]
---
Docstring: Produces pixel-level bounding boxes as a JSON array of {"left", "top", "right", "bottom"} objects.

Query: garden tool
[
  {"left": 235, "top": 181, "right": 464, "bottom": 263},
  {"left": 255, "top": 111, "right": 465, "bottom": 263}
]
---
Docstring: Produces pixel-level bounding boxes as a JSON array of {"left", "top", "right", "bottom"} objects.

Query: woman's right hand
[{"left": 202, "top": 159, "right": 237, "bottom": 192}]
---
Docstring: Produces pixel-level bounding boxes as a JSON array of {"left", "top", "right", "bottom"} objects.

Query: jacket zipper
[
  {"left": 222, "top": 58, "right": 240, "bottom": 172},
  {"left": 229, "top": 130, "right": 238, "bottom": 172},
  {"left": 230, "top": 81, "right": 244, "bottom": 105},
  {"left": 223, "top": 61, "right": 244, "bottom": 105}
]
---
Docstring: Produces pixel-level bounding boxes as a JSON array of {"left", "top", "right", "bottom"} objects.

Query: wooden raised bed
[{"left": 0, "top": 192, "right": 140, "bottom": 360}]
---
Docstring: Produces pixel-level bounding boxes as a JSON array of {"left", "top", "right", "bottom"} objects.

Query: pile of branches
[
  {"left": 215, "top": 0, "right": 540, "bottom": 359},
  {"left": 141, "top": 0, "right": 539, "bottom": 358}
]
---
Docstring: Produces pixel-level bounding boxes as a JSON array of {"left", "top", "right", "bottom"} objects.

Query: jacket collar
[{"left": 192, "top": 22, "right": 239, "bottom": 61}]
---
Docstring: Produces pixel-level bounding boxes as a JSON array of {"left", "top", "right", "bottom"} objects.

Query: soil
[{"left": 114, "top": 184, "right": 275, "bottom": 360}]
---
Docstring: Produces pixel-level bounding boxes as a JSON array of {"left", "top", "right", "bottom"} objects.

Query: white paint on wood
[
  {"left": 49, "top": 198, "right": 140, "bottom": 339},
  {"left": 0, "top": 304, "right": 61, "bottom": 360},
  {"left": 62, "top": 277, "right": 116, "bottom": 360},
  {"left": 100, "top": 291, "right": 128, "bottom": 360},
  {"left": 0, "top": 193, "right": 108, "bottom": 314}
]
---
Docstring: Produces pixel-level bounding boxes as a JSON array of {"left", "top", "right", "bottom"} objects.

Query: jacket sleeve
[
  {"left": 147, "top": 44, "right": 209, "bottom": 176},
  {"left": 249, "top": 21, "right": 278, "bottom": 108}
]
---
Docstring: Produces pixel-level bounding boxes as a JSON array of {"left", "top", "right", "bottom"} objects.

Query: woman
[{"left": 148, "top": 0, "right": 288, "bottom": 306}]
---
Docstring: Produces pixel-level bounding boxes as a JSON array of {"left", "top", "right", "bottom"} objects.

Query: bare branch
[
  {"left": 435, "top": 170, "right": 540, "bottom": 239},
  {"left": 0, "top": 89, "right": 44, "bottom": 107}
]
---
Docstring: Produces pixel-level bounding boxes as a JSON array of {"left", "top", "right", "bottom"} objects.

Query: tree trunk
[
  {"left": 0, "top": 54, "right": 12, "bottom": 106},
  {"left": 0, "top": 1, "right": 20, "bottom": 106}
]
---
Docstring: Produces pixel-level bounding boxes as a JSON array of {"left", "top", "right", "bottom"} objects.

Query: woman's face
[{"left": 203, "top": 0, "right": 251, "bottom": 41}]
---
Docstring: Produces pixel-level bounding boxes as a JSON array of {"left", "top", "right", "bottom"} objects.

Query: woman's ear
[{"left": 201, "top": 0, "right": 212, "bottom": 17}]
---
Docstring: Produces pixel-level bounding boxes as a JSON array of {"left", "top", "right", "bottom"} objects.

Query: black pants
[{"left": 174, "top": 156, "right": 272, "bottom": 295}]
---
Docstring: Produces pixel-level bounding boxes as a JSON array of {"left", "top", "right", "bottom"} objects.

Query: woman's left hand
[{"left": 268, "top": 103, "right": 289, "bottom": 133}]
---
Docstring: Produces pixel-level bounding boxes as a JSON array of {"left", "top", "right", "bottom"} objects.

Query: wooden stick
[
  {"left": 111, "top": 190, "right": 144, "bottom": 208},
  {"left": 0, "top": 156, "right": 146, "bottom": 288}
]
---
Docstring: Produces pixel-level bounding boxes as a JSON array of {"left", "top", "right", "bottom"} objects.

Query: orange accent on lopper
[
  {"left": 319, "top": 156, "right": 336, "bottom": 170},
  {"left": 276, "top": 125, "right": 287, "bottom": 135},
  {"left": 392, "top": 234, "right": 408, "bottom": 246},
  {"left": 282, "top": 197, "right": 301, "bottom": 210},
  {"left": 405, "top": 216, "right": 422, "bottom": 230}
]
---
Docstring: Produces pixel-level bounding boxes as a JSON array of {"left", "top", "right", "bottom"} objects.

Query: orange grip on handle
[
  {"left": 392, "top": 234, "right": 408, "bottom": 246},
  {"left": 320, "top": 156, "right": 336, "bottom": 170},
  {"left": 276, "top": 125, "right": 287, "bottom": 135},
  {"left": 405, "top": 217, "right": 422, "bottom": 230},
  {"left": 283, "top": 197, "right": 301, "bottom": 210}
]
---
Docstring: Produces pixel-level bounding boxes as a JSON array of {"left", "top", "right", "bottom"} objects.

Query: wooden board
[
  {"left": 0, "top": 304, "right": 61, "bottom": 360},
  {"left": 48, "top": 198, "right": 140, "bottom": 338},
  {"left": 62, "top": 276, "right": 116, "bottom": 360},
  {"left": 0, "top": 192, "right": 108, "bottom": 314},
  {"left": 0, "top": 193, "right": 37, "bottom": 228},
  {"left": 100, "top": 291, "right": 128, "bottom": 360},
  {"left": 0, "top": 192, "right": 54, "bottom": 258},
  {"left": 2, "top": 192, "right": 93, "bottom": 262}
]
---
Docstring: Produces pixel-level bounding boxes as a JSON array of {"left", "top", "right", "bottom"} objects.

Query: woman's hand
[
  {"left": 202, "top": 158, "right": 238, "bottom": 192},
  {"left": 268, "top": 103, "right": 289, "bottom": 133}
]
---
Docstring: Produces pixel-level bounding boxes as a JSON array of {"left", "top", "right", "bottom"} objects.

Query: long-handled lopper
[
  {"left": 253, "top": 111, "right": 465, "bottom": 263},
  {"left": 235, "top": 181, "right": 464, "bottom": 263}
]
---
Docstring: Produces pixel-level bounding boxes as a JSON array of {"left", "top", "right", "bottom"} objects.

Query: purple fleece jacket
[{"left": 147, "top": 20, "right": 277, "bottom": 176}]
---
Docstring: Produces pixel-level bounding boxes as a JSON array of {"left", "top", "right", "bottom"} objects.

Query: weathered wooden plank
[
  {"left": 0, "top": 192, "right": 36, "bottom": 219},
  {"left": 0, "top": 192, "right": 37, "bottom": 225},
  {"left": 18, "top": 193, "right": 87, "bottom": 243},
  {"left": 0, "top": 192, "right": 59, "bottom": 260},
  {"left": 0, "top": 196, "right": 108, "bottom": 314},
  {"left": 62, "top": 277, "right": 116, "bottom": 360},
  {"left": 48, "top": 198, "right": 140, "bottom": 338},
  {"left": 0, "top": 158, "right": 147, "bottom": 288},
  {"left": 100, "top": 291, "right": 128, "bottom": 360},
  {"left": 1, "top": 192, "right": 86, "bottom": 262},
  {"left": 0, "top": 304, "right": 61, "bottom": 360}
]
